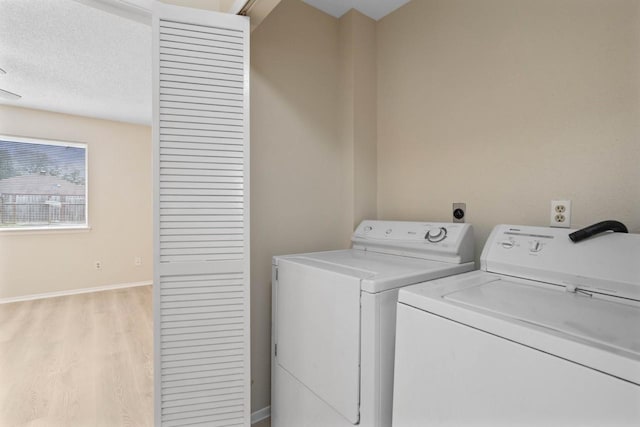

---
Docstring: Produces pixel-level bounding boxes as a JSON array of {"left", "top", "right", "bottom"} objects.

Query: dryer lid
[{"left": 274, "top": 249, "right": 474, "bottom": 293}]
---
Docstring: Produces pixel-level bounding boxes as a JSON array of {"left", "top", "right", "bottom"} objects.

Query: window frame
[{"left": 0, "top": 134, "right": 89, "bottom": 233}]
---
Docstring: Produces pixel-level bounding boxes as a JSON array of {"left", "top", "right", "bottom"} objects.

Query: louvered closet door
[{"left": 153, "top": 3, "right": 250, "bottom": 426}]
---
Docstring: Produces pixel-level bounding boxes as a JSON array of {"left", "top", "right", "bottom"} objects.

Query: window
[{"left": 0, "top": 135, "right": 88, "bottom": 231}]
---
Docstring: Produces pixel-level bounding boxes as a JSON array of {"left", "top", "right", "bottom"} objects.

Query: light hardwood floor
[{"left": 0, "top": 286, "right": 153, "bottom": 427}]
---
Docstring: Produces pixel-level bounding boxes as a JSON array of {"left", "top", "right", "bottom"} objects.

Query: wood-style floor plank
[{"left": 0, "top": 286, "right": 153, "bottom": 427}]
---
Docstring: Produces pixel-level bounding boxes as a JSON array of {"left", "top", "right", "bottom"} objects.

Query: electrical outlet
[
  {"left": 550, "top": 200, "right": 571, "bottom": 228},
  {"left": 95, "top": 261, "right": 102, "bottom": 270},
  {"left": 134, "top": 257, "right": 142, "bottom": 266},
  {"left": 452, "top": 202, "right": 466, "bottom": 223}
]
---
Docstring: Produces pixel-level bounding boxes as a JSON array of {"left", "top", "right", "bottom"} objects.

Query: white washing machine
[
  {"left": 393, "top": 224, "right": 640, "bottom": 427},
  {"left": 271, "top": 220, "right": 475, "bottom": 427}
]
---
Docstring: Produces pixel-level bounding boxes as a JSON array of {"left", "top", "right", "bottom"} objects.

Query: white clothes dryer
[
  {"left": 393, "top": 224, "right": 640, "bottom": 427},
  {"left": 271, "top": 220, "right": 475, "bottom": 427}
]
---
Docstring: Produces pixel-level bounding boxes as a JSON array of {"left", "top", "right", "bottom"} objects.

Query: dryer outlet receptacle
[{"left": 453, "top": 203, "right": 466, "bottom": 223}]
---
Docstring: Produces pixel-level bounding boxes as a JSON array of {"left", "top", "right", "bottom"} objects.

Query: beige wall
[
  {"left": 377, "top": 0, "right": 640, "bottom": 260},
  {"left": 339, "top": 10, "right": 378, "bottom": 229},
  {"left": 251, "top": 0, "right": 640, "bottom": 410},
  {"left": 250, "top": 1, "right": 381, "bottom": 411},
  {"left": 0, "top": 106, "right": 152, "bottom": 299},
  {"left": 250, "top": 0, "right": 354, "bottom": 411}
]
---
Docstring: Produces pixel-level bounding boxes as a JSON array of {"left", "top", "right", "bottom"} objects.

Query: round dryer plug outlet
[{"left": 452, "top": 203, "right": 466, "bottom": 223}]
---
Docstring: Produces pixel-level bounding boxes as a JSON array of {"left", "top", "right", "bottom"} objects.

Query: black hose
[{"left": 568, "top": 220, "right": 628, "bottom": 243}]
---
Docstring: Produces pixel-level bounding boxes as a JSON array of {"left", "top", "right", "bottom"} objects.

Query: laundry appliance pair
[{"left": 271, "top": 220, "right": 640, "bottom": 427}]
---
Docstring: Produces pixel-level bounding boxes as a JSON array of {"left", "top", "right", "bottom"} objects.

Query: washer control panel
[
  {"left": 529, "top": 240, "right": 543, "bottom": 253},
  {"left": 481, "top": 224, "right": 640, "bottom": 299},
  {"left": 492, "top": 229, "right": 553, "bottom": 255}
]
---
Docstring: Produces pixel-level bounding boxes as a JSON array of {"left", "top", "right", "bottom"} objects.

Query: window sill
[{"left": 0, "top": 225, "right": 92, "bottom": 236}]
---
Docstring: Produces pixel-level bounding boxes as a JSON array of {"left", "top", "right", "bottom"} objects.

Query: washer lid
[
  {"left": 399, "top": 271, "right": 640, "bottom": 385},
  {"left": 445, "top": 279, "right": 640, "bottom": 356},
  {"left": 275, "top": 249, "right": 474, "bottom": 293}
]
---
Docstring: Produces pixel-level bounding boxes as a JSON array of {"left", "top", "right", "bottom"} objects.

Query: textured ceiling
[
  {"left": 0, "top": 0, "right": 151, "bottom": 125},
  {"left": 302, "top": 0, "right": 411, "bottom": 20},
  {"left": 0, "top": 0, "right": 409, "bottom": 126}
]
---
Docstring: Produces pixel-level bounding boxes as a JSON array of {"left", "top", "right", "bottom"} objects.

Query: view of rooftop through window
[{"left": 0, "top": 137, "right": 87, "bottom": 229}]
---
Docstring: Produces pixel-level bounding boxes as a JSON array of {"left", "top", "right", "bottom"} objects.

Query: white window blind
[
  {"left": 0, "top": 135, "right": 87, "bottom": 231},
  {"left": 152, "top": 4, "right": 250, "bottom": 426}
]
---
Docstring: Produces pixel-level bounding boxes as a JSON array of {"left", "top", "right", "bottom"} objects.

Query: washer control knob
[
  {"left": 530, "top": 240, "right": 542, "bottom": 253},
  {"left": 364, "top": 225, "right": 373, "bottom": 233},
  {"left": 425, "top": 227, "right": 447, "bottom": 243},
  {"left": 501, "top": 240, "right": 515, "bottom": 249}
]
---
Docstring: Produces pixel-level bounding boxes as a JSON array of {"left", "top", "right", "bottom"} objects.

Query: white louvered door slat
[{"left": 153, "top": 3, "right": 250, "bottom": 426}]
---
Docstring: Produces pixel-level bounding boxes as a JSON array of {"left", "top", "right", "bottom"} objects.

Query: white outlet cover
[{"left": 550, "top": 200, "right": 571, "bottom": 228}]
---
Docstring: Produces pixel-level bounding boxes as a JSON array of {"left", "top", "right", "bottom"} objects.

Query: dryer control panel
[{"left": 352, "top": 220, "right": 474, "bottom": 264}]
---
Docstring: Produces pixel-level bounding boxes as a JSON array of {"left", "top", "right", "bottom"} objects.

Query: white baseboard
[
  {"left": 0, "top": 280, "right": 153, "bottom": 304},
  {"left": 251, "top": 406, "right": 271, "bottom": 424}
]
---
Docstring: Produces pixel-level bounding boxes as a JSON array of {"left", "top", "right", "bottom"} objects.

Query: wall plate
[
  {"left": 453, "top": 203, "right": 466, "bottom": 223},
  {"left": 550, "top": 200, "right": 571, "bottom": 228}
]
